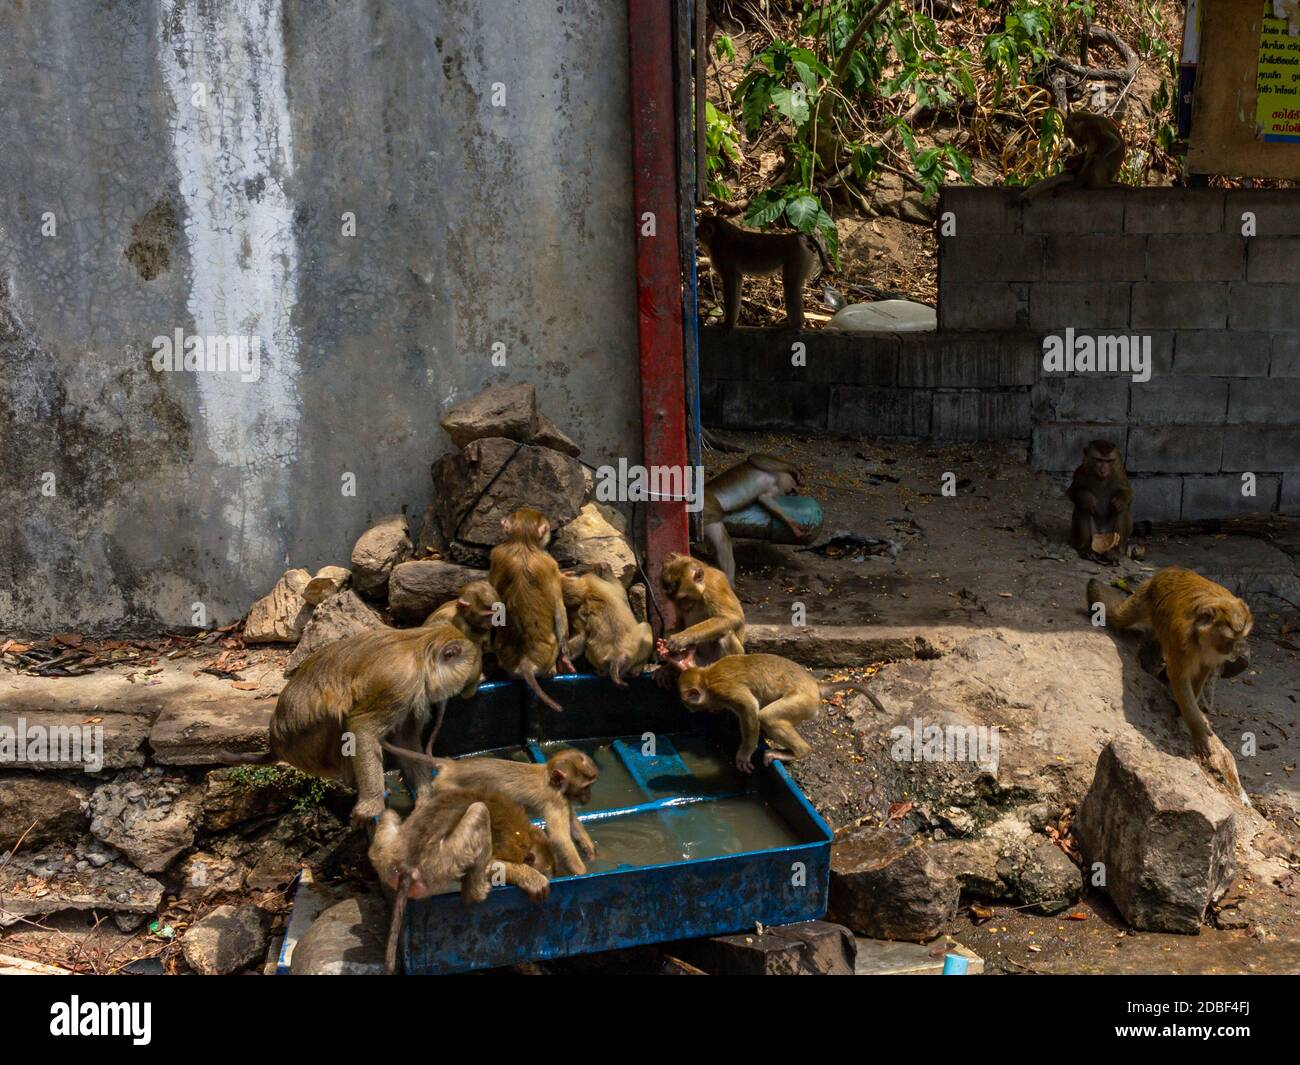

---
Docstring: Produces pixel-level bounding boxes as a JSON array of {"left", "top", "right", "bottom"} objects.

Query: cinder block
[
  {"left": 938, "top": 282, "right": 1026, "bottom": 330},
  {"left": 1127, "top": 427, "right": 1223, "bottom": 473},
  {"left": 802, "top": 333, "right": 900, "bottom": 386},
  {"left": 828, "top": 385, "right": 931, "bottom": 438},
  {"left": 1281, "top": 473, "right": 1300, "bottom": 515},
  {"left": 1226, "top": 190, "right": 1300, "bottom": 236},
  {"left": 1229, "top": 284, "right": 1300, "bottom": 330},
  {"left": 1131, "top": 283, "right": 1228, "bottom": 330},
  {"left": 998, "top": 334, "right": 1041, "bottom": 385},
  {"left": 1181, "top": 475, "right": 1281, "bottom": 519},
  {"left": 720, "top": 380, "right": 829, "bottom": 432},
  {"left": 1227, "top": 378, "right": 1300, "bottom": 423},
  {"left": 699, "top": 327, "right": 749, "bottom": 380},
  {"left": 1029, "top": 284, "right": 1131, "bottom": 330},
  {"left": 1245, "top": 236, "right": 1300, "bottom": 283},
  {"left": 1223, "top": 428, "right": 1300, "bottom": 471},
  {"left": 1032, "top": 376, "right": 1129, "bottom": 422},
  {"left": 939, "top": 186, "right": 1021, "bottom": 234},
  {"left": 1174, "top": 332, "right": 1271, "bottom": 377},
  {"left": 930, "top": 390, "right": 1030, "bottom": 441},
  {"left": 1022, "top": 190, "right": 1127, "bottom": 234},
  {"left": 1129, "top": 476, "right": 1183, "bottom": 523},
  {"left": 1271, "top": 335, "right": 1300, "bottom": 377},
  {"left": 1032, "top": 424, "right": 1128, "bottom": 472},
  {"left": 941, "top": 235, "right": 1044, "bottom": 283},
  {"left": 1147, "top": 235, "right": 1246, "bottom": 282},
  {"left": 897, "top": 334, "right": 1003, "bottom": 388},
  {"left": 1123, "top": 189, "right": 1226, "bottom": 233},
  {"left": 1042, "top": 234, "right": 1146, "bottom": 281},
  {"left": 1130, "top": 378, "right": 1229, "bottom": 425}
]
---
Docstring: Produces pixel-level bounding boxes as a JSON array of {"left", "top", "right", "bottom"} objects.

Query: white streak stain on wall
[{"left": 159, "top": 0, "right": 301, "bottom": 566}]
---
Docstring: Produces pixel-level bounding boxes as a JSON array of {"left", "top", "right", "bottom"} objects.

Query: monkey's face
[
  {"left": 678, "top": 670, "right": 707, "bottom": 710},
  {"left": 775, "top": 471, "right": 799, "bottom": 495},
  {"left": 1197, "top": 600, "right": 1253, "bottom": 661}
]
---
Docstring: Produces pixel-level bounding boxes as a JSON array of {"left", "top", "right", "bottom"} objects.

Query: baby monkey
[
  {"left": 423, "top": 579, "right": 501, "bottom": 653},
  {"left": 658, "top": 551, "right": 745, "bottom": 666},
  {"left": 369, "top": 786, "right": 553, "bottom": 973},
  {"left": 670, "top": 652, "right": 884, "bottom": 772},
  {"left": 697, "top": 212, "right": 831, "bottom": 329}
]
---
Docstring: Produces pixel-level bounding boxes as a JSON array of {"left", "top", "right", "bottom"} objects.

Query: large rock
[
  {"left": 0, "top": 775, "right": 88, "bottom": 849},
  {"left": 440, "top": 382, "right": 542, "bottom": 448},
  {"left": 551, "top": 503, "right": 638, "bottom": 585},
  {"left": 201, "top": 767, "right": 292, "bottom": 831},
  {"left": 676, "top": 921, "right": 856, "bottom": 975},
  {"left": 148, "top": 690, "right": 275, "bottom": 766},
  {"left": 182, "top": 904, "right": 268, "bottom": 975},
  {"left": 285, "top": 591, "right": 387, "bottom": 674},
  {"left": 290, "top": 895, "right": 387, "bottom": 975},
  {"left": 243, "top": 568, "right": 313, "bottom": 643},
  {"left": 87, "top": 771, "right": 202, "bottom": 873},
  {"left": 432, "top": 437, "right": 585, "bottom": 546},
  {"left": 532, "top": 411, "right": 580, "bottom": 457},
  {"left": 828, "top": 826, "right": 959, "bottom": 942},
  {"left": 350, "top": 515, "right": 412, "bottom": 598},
  {"left": 1076, "top": 740, "right": 1238, "bottom": 934},
  {"left": 387, "top": 560, "right": 486, "bottom": 624},
  {"left": 1003, "top": 837, "right": 1083, "bottom": 916}
]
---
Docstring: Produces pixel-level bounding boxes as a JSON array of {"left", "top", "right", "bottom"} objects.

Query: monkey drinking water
[
  {"left": 670, "top": 652, "right": 884, "bottom": 772},
  {"left": 697, "top": 212, "right": 831, "bottom": 329},
  {"left": 369, "top": 786, "right": 553, "bottom": 973},
  {"left": 702, "top": 454, "right": 814, "bottom": 585},
  {"left": 1067, "top": 440, "right": 1133, "bottom": 563},
  {"left": 1087, "top": 568, "right": 1253, "bottom": 803}
]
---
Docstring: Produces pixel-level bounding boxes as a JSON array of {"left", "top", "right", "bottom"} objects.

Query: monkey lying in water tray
[{"left": 377, "top": 672, "right": 832, "bottom": 975}]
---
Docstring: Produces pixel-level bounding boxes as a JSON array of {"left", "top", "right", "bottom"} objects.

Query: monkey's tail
[
  {"left": 819, "top": 680, "right": 886, "bottom": 714},
  {"left": 1086, "top": 578, "right": 1138, "bottom": 629},
  {"left": 519, "top": 660, "right": 563, "bottom": 712},
  {"left": 379, "top": 738, "right": 450, "bottom": 770},
  {"left": 385, "top": 874, "right": 411, "bottom": 975}
]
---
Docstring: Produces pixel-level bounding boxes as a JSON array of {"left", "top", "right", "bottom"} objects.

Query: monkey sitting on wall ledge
[
  {"left": 697, "top": 212, "right": 832, "bottom": 329},
  {"left": 1020, "top": 110, "right": 1124, "bottom": 201}
]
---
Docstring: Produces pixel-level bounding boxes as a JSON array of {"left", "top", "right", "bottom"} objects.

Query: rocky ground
[{"left": 2, "top": 427, "right": 1297, "bottom": 974}]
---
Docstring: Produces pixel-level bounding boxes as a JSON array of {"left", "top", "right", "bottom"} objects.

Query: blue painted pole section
[{"left": 942, "top": 953, "right": 969, "bottom": 975}]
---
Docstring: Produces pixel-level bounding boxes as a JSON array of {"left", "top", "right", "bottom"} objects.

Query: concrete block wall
[
  {"left": 699, "top": 187, "right": 1300, "bottom": 522},
  {"left": 940, "top": 187, "right": 1300, "bottom": 520}
]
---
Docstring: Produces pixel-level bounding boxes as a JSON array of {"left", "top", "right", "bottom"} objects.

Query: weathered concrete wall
[
  {"left": 0, "top": 0, "right": 639, "bottom": 631},
  {"left": 701, "top": 187, "right": 1300, "bottom": 522}
]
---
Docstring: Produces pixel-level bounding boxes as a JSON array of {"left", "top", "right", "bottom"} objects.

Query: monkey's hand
[
  {"left": 351, "top": 797, "right": 386, "bottom": 824},
  {"left": 576, "top": 835, "right": 597, "bottom": 861},
  {"left": 559, "top": 655, "right": 576, "bottom": 674},
  {"left": 1198, "top": 736, "right": 1249, "bottom": 806},
  {"left": 1110, "top": 494, "right": 1127, "bottom": 513},
  {"left": 735, "top": 752, "right": 755, "bottom": 774}
]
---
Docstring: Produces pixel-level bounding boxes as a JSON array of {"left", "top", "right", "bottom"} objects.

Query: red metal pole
[{"left": 627, "top": 0, "right": 690, "bottom": 598}]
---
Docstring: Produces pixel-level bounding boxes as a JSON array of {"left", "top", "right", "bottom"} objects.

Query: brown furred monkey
[
  {"left": 422, "top": 579, "right": 501, "bottom": 654},
  {"left": 370, "top": 786, "right": 553, "bottom": 974},
  {"left": 672, "top": 652, "right": 885, "bottom": 772},
  {"left": 1020, "top": 110, "right": 1124, "bottom": 201},
  {"left": 386, "top": 746, "right": 600, "bottom": 876},
  {"left": 1086, "top": 568, "right": 1253, "bottom": 803},
  {"left": 561, "top": 569, "right": 654, "bottom": 685},
  {"left": 702, "top": 454, "right": 815, "bottom": 584},
  {"left": 243, "top": 624, "right": 481, "bottom": 824},
  {"left": 1067, "top": 440, "right": 1133, "bottom": 563},
  {"left": 658, "top": 551, "right": 745, "bottom": 666},
  {"left": 489, "top": 507, "right": 574, "bottom": 712},
  {"left": 697, "top": 212, "right": 832, "bottom": 329}
]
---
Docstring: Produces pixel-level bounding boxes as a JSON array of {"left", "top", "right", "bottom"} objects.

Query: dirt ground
[{"left": 708, "top": 429, "right": 1300, "bottom": 974}]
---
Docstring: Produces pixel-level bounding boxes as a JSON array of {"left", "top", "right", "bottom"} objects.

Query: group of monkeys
[
  {"left": 699, "top": 109, "right": 1123, "bottom": 330},
  {"left": 238, "top": 501, "right": 869, "bottom": 972},
  {"left": 1069, "top": 439, "right": 1255, "bottom": 803}
]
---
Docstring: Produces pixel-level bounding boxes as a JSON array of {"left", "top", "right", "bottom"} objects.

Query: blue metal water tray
[{"left": 396, "top": 673, "right": 832, "bottom": 974}]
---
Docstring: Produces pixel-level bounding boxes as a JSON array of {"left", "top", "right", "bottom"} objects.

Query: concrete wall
[
  {"left": 700, "top": 187, "right": 1300, "bottom": 522},
  {"left": 0, "top": 0, "right": 639, "bottom": 631}
]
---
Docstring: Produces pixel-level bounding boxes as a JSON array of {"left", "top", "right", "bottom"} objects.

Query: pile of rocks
[{"left": 240, "top": 384, "right": 643, "bottom": 672}]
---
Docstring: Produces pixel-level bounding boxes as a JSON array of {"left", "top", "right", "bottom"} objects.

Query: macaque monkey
[
  {"left": 1020, "top": 110, "right": 1124, "bottom": 201},
  {"left": 423, "top": 579, "right": 501, "bottom": 654},
  {"left": 370, "top": 786, "right": 553, "bottom": 974},
  {"left": 702, "top": 454, "right": 814, "bottom": 584},
  {"left": 390, "top": 746, "right": 600, "bottom": 876},
  {"left": 1067, "top": 440, "right": 1133, "bottom": 564},
  {"left": 658, "top": 552, "right": 745, "bottom": 667},
  {"left": 237, "top": 625, "right": 481, "bottom": 823},
  {"left": 697, "top": 212, "right": 831, "bottom": 329},
  {"left": 561, "top": 569, "right": 654, "bottom": 685},
  {"left": 671, "top": 652, "right": 884, "bottom": 772},
  {"left": 488, "top": 507, "right": 573, "bottom": 712},
  {"left": 1087, "top": 568, "right": 1253, "bottom": 803}
]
